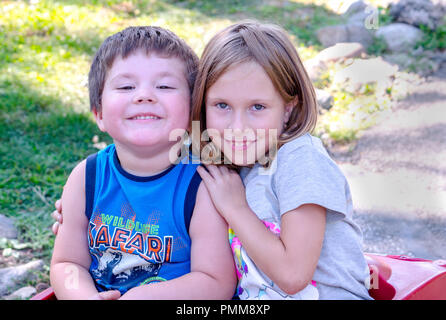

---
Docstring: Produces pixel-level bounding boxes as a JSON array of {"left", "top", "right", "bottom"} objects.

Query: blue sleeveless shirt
[{"left": 85, "top": 144, "right": 201, "bottom": 294}]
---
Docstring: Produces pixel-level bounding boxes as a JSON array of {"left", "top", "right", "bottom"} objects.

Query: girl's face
[{"left": 205, "top": 61, "right": 293, "bottom": 166}]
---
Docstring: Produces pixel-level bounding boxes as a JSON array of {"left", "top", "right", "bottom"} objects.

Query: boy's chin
[{"left": 115, "top": 137, "right": 176, "bottom": 152}]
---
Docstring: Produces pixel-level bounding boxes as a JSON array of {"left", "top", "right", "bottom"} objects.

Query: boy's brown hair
[
  {"left": 191, "top": 20, "right": 318, "bottom": 164},
  {"left": 89, "top": 26, "right": 199, "bottom": 112}
]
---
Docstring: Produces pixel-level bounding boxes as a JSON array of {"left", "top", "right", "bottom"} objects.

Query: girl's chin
[{"left": 224, "top": 151, "right": 258, "bottom": 167}]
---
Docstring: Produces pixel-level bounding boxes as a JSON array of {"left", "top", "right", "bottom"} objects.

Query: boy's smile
[{"left": 95, "top": 50, "right": 190, "bottom": 155}]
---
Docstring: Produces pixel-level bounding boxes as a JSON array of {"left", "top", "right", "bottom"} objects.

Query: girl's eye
[
  {"left": 216, "top": 102, "right": 229, "bottom": 110},
  {"left": 252, "top": 104, "right": 265, "bottom": 111},
  {"left": 157, "top": 85, "right": 174, "bottom": 89}
]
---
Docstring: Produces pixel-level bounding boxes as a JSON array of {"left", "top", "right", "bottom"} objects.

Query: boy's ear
[{"left": 93, "top": 108, "right": 106, "bottom": 132}]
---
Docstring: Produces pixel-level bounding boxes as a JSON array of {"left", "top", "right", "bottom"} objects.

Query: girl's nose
[
  {"left": 226, "top": 112, "right": 254, "bottom": 140},
  {"left": 228, "top": 111, "right": 247, "bottom": 131}
]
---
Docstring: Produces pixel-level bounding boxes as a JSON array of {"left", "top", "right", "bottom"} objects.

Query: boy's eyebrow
[
  {"left": 109, "top": 71, "right": 183, "bottom": 82},
  {"left": 108, "top": 73, "right": 134, "bottom": 83},
  {"left": 155, "top": 71, "right": 185, "bottom": 80}
]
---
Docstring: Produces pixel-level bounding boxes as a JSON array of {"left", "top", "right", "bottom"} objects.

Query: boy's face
[{"left": 95, "top": 50, "right": 190, "bottom": 153}]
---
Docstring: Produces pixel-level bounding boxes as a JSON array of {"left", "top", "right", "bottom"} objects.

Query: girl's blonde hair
[{"left": 191, "top": 20, "right": 318, "bottom": 164}]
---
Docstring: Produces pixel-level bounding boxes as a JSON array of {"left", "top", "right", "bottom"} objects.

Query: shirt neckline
[{"left": 113, "top": 149, "right": 176, "bottom": 182}]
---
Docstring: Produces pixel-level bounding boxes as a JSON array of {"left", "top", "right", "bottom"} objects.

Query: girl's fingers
[
  {"left": 197, "top": 165, "right": 213, "bottom": 182},
  {"left": 219, "top": 165, "right": 229, "bottom": 175},
  {"left": 204, "top": 164, "right": 222, "bottom": 179}
]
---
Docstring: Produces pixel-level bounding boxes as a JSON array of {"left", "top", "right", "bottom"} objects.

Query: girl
[{"left": 193, "top": 20, "right": 372, "bottom": 300}]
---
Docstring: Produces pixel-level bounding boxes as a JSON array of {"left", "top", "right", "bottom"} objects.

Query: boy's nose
[{"left": 134, "top": 89, "right": 156, "bottom": 104}]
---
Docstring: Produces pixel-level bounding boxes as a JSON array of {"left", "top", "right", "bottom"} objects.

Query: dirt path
[{"left": 331, "top": 63, "right": 446, "bottom": 260}]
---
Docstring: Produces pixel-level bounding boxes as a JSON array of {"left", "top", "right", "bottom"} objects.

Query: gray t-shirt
[{"left": 239, "top": 133, "right": 372, "bottom": 300}]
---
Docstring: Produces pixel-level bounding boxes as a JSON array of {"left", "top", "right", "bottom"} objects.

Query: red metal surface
[
  {"left": 31, "top": 254, "right": 446, "bottom": 300},
  {"left": 365, "top": 253, "right": 446, "bottom": 300},
  {"left": 30, "top": 287, "right": 56, "bottom": 300}
]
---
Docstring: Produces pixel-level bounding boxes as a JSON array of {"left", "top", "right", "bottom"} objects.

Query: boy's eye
[
  {"left": 252, "top": 104, "right": 265, "bottom": 111},
  {"left": 117, "top": 86, "right": 134, "bottom": 90},
  {"left": 216, "top": 102, "right": 229, "bottom": 110}
]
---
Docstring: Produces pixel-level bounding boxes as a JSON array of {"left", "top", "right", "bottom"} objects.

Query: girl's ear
[
  {"left": 284, "top": 97, "right": 297, "bottom": 124},
  {"left": 93, "top": 108, "right": 106, "bottom": 132}
]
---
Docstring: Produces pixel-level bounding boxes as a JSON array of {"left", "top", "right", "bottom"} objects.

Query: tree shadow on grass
[
  {"left": 49, "top": 0, "right": 344, "bottom": 47},
  {"left": 164, "top": 0, "right": 344, "bottom": 46},
  {"left": 0, "top": 76, "right": 109, "bottom": 252}
]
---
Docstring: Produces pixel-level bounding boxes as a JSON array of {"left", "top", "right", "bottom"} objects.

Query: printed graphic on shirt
[
  {"left": 89, "top": 212, "right": 173, "bottom": 263},
  {"left": 90, "top": 248, "right": 165, "bottom": 291},
  {"left": 88, "top": 208, "right": 177, "bottom": 291},
  {"left": 229, "top": 220, "right": 319, "bottom": 300}
]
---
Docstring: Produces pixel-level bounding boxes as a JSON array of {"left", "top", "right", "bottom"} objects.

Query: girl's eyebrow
[
  {"left": 207, "top": 95, "right": 272, "bottom": 105},
  {"left": 206, "top": 95, "right": 227, "bottom": 102}
]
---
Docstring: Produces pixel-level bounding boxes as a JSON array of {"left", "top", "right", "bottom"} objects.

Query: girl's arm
[
  {"left": 197, "top": 165, "right": 326, "bottom": 295},
  {"left": 120, "top": 182, "right": 237, "bottom": 299},
  {"left": 50, "top": 160, "right": 118, "bottom": 299}
]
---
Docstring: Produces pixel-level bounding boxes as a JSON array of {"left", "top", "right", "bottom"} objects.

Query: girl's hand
[
  {"left": 51, "top": 199, "right": 63, "bottom": 235},
  {"left": 196, "top": 165, "right": 248, "bottom": 220}
]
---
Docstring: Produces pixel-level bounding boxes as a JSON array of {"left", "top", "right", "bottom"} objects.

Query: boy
[{"left": 50, "top": 26, "right": 236, "bottom": 299}]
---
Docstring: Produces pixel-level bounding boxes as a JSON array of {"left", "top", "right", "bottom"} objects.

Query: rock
[
  {"left": 333, "top": 57, "right": 398, "bottom": 92},
  {"left": 326, "top": 0, "right": 369, "bottom": 14},
  {"left": 316, "top": 25, "right": 349, "bottom": 47},
  {"left": 4, "top": 286, "right": 36, "bottom": 300},
  {"left": 0, "top": 260, "right": 44, "bottom": 296},
  {"left": 316, "top": 22, "right": 374, "bottom": 49},
  {"left": 316, "top": 42, "right": 366, "bottom": 63},
  {"left": 384, "top": 52, "right": 441, "bottom": 76},
  {"left": 389, "top": 0, "right": 446, "bottom": 30},
  {"left": 375, "top": 23, "right": 423, "bottom": 52},
  {"left": 303, "top": 57, "right": 328, "bottom": 81},
  {"left": 428, "top": 50, "right": 446, "bottom": 64},
  {"left": 343, "top": 0, "right": 369, "bottom": 17},
  {"left": 346, "top": 22, "right": 375, "bottom": 48},
  {"left": 0, "top": 214, "right": 18, "bottom": 239},
  {"left": 315, "top": 88, "right": 334, "bottom": 110}
]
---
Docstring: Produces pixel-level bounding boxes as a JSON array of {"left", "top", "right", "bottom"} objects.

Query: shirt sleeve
[{"left": 274, "top": 145, "right": 350, "bottom": 221}]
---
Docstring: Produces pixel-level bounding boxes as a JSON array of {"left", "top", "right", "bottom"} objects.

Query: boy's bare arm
[
  {"left": 120, "top": 182, "right": 237, "bottom": 299},
  {"left": 50, "top": 160, "right": 102, "bottom": 299}
]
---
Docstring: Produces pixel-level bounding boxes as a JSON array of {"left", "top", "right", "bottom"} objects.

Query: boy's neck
[{"left": 113, "top": 142, "right": 180, "bottom": 177}]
